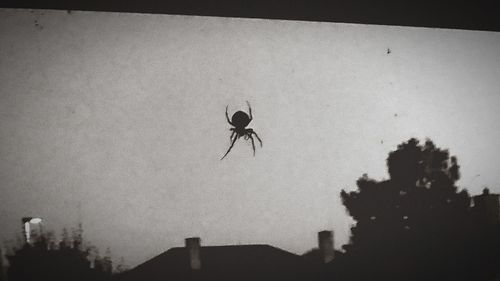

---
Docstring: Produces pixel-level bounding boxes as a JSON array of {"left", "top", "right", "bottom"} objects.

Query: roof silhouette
[{"left": 116, "top": 244, "right": 313, "bottom": 281}]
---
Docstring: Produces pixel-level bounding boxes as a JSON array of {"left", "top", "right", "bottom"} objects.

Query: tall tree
[{"left": 333, "top": 138, "right": 498, "bottom": 281}]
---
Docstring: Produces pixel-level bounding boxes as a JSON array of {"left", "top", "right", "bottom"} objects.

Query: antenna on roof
[{"left": 76, "top": 201, "right": 83, "bottom": 233}]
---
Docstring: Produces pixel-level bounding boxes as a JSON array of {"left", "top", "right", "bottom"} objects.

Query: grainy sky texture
[{"left": 1, "top": 8, "right": 500, "bottom": 267}]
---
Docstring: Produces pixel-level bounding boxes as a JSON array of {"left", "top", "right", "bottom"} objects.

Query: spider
[{"left": 221, "top": 101, "right": 262, "bottom": 160}]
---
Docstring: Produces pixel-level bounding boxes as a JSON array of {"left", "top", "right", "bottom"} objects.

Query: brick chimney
[
  {"left": 185, "top": 237, "right": 201, "bottom": 270},
  {"left": 318, "top": 230, "right": 334, "bottom": 263}
]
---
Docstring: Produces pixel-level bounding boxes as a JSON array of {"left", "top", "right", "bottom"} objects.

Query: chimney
[
  {"left": 21, "top": 217, "right": 43, "bottom": 245},
  {"left": 473, "top": 188, "right": 500, "bottom": 225},
  {"left": 185, "top": 237, "right": 201, "bottom": 270},
  {"left": 318, "top": 231, "right": 334, "bottom": 263}
]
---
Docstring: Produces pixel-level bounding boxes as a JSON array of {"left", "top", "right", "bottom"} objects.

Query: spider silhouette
[{"left": 221, "top": 101, "right": 262, "bottom": 160}]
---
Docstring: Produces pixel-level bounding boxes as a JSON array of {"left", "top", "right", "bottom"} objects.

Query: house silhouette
[
  {"left": 114, "top": 232, "right": 335, "bottom": 281},
  {"left": 114, "top": 188, "right": 500, "bottom": 281}
]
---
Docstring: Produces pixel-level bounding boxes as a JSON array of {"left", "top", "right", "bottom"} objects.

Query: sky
[{"left": 1, "top": 8, "right": 500, "bottom": 268}]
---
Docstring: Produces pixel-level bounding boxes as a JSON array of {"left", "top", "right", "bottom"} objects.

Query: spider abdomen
[{"left": 231, "top": 111, "right": 251, "bottom": 128}]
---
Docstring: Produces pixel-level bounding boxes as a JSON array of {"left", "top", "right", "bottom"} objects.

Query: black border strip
[{"left": 1, "top": 0, "right": 500, "bottom": 32}]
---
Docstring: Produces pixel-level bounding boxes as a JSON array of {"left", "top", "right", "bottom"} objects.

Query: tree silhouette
[
  {"left": 5, "top": 224, "right": 113, "bottom": 281},
  {"left": 331, "top": 138, "right": 500, "bottom": 281}
]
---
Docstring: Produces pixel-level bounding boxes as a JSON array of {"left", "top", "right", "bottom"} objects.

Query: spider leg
[
  {"left": 225, "top": 105, "right": 234, "bottom": 126},
  {"left": 221, "top": 134, "right": 238, "bottom": 160},
  {"left": 248, "top": 133, "right": 256, "bottom": 156},
  {"left": 229, "top": 129, "right": 235, "bottom": 142},
  {"left": 246, "top": 101, "right": 253, "bottom": 121},
  {"left": 251, "top": 130, "right": 262, "bottom": 147}
]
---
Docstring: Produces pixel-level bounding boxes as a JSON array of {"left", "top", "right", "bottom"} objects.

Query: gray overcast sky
[{"left": 1, "top": 8, "right": 500, "bottom": 267}]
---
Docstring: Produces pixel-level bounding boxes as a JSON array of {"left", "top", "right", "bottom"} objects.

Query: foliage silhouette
[
  {"left": 330, "top": 138, "right": 500, "bottom": 281},
  {"left": 5, "top": 224, "right": 114, "bottom": 281}
]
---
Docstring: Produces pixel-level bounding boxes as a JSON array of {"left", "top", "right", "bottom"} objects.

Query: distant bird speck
[{"left": 387, "top": 48, "right": 391, "bottom": 54}]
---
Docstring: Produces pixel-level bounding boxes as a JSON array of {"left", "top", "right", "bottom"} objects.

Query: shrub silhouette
[
  {"left": 331, "top": 138, "right": 500, "bottom": 281},
  {"left": 5, "top": 225, "right": 113, "bottom": 281}
]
